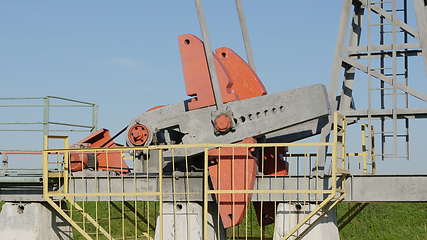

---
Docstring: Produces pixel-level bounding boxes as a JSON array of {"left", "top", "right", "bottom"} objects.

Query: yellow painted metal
[
  {"left": 282, "top": 195, "right": 335, "bottom": 240},
  {"left": 46, "top": 198, "right": 94, "bottom": 240},
  {"left": 158, "top": 149, "right": 164, "bottom": 240},
  {"left": 207, "top": 189, "right": 333, "bottom": 194},
  {"left": 67, "top": 198, "right": 114, "bottom": 240},
  {"left": 44, "top": 141, "right": 333, "bottom": 154},
  {"left": 46, "top": 192, "right": 161, "bottom": 197},
  {"left": 41, "top": 112, "right": 350, "bottom": 240},
  {"left": 203, "top": 148, "right": 209, "bottom": 240},
  {"left": 369, "top": 125, "right": 377, "bottom": 175},
  {"left": 64, "top": 136, "right": 69, "bottom": 194},
  {"left": 42, "top": 135, "right": 48, "bottom": 199},
  {"left": 295, "top": 193, "right": 346, "bottom": 239},
  {"left": 360, "top": 123, "right": 377, "bottom": 174},
  {"left": 361, "top": 124, "right": 368, "bottom": 174},
  {"left": 47, "top": 172, "right": 64, "bottom": 178},
  {"left": 281, "top": 112, "right": 346, "bottom": 240}
]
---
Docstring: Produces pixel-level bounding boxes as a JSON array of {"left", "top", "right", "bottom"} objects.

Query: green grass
[
  {"left": 1, "top": 201, "right": 427, "bottom": 239},
  {"left": 68, "top": 201, "right": 274, "bottom": 239},
  {"left": 69, "top": 201, "right": 159, "bottom": 240},
  {"left": 68, "top": 202, "right": 427, "bottom": 239},
  {"left": 338, "top": 203, "right": 427, "bottom": 240}
]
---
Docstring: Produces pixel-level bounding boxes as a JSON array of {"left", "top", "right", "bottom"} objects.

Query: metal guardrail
[
  {"left": 41, "top": 113, "right": 348, "bottom": 240},
  {"left": 0, "top": 96, "right": 97, "bottom": 171}
]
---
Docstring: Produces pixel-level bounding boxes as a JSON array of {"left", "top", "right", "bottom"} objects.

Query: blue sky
[{"left": 0, "top": 1, "right": 426, "bottom": 173}]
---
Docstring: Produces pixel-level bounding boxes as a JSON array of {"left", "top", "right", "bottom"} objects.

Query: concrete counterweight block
[
  {"left": 155, "top": 202, "right": 226, "bottom": 240},
  {"left": 273, "top": 202, "right": 340, "bottom": 240},
  {"left": 0, "top": 202, "right": 72, "bottom": 240}
]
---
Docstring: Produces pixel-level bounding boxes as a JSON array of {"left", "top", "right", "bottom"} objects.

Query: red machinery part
[
  {"left": 178, "top": 34, "right": 240, "bottom": 110},
  {"left": 128, "top": 124, "right": 150, "bottom": 146},
  {"left": 178, "top": 34, "right": 267, "bottom": 111},
  {"left": 146, "top": 105, "right": 166, "bottom": 112},
  {"left": 214, "top": 47, "right": 267, "bottom": 100},
  {"left": 126, "top": 105, "right": 164, "bottom": 147},
  {"left": 214, "top": 114, "right": 233, "bottom": 133},
  {"left": 178, "top": 33, "right": 288, "bottom": 228},
  {"left": 208, "top": 137, "right": 258, "bottom": 228},
  {"left": 253, "top": 147, "right": 289, "bottom": 226},
  {"left": 70, "top": 129, "right": 129, "bottom": 173}
]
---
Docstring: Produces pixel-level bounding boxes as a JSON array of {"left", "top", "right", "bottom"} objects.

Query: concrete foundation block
[
  {"left": 273, "top": 202, "right": 340, "bottom": 240},
  {"left": 0, "top": 202, "right": 72, "bottom": 240},
  {"left": 155, "top": 202, "right": 225, "bottom": 240}
]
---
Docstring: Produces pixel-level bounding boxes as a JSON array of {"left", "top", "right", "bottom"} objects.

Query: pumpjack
[{"left": 69, "top": 33, "right": 330, "bottom": 229}]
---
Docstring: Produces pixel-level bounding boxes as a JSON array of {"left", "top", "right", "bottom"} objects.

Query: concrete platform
[{"left": 0, "top": 202, "right": 72, "bottom": 240}]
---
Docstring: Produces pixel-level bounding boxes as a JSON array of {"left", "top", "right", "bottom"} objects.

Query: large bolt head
[{"left": 214, "top": 114, "right": 233, "bottom": 133}]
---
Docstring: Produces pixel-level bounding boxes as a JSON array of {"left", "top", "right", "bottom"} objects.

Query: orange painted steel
[
  {"left": 253, "top": 147, "right": 289, "bottom": 226},
  {"left": 70, "top": 129, "right": 129, "bottom": 173},
  {"left": 178, "top": 33, "right": 287, "bottom": 227},
  {"left": 126, "top": 105, "right": 164, "bottom": 147},
  {"left": 146, "top": 105, "right": 166, "bottom": 112},
  {"left": 214, "top": 47, "right": 267, "bottom": 100},
  {"left": 179, "top": 34, "right": 248, "bottom": 110},
  {"left": 178, "top": 34, "right": 216, "bottom": 110},
  {"left": 208, "top": 137, "right": 258, "bottom": 228},
  {"left": 262, "top": 147, "right": 289, "bottom": 176},
  {"left": 128, "top": 124, "right": 150, "bottom": 146},
  {"left": 213, "top": 114, "right": 233, "bottom": 133}
]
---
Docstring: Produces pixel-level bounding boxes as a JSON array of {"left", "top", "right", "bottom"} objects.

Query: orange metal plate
[
  {"left": 208, "top": 138, "right": 257, "bottom": 228},
  {"left": 70, "top": 129, "right": 129, "bottom": 173}
]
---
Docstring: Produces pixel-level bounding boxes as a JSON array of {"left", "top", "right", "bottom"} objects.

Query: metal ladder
[{"left": 367, "top": 0, "right": 410, "bottom": 161}]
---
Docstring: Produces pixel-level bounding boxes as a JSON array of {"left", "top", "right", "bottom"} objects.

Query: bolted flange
[{"left": 128, "top": 124, "right": 150, "bottom": 146}]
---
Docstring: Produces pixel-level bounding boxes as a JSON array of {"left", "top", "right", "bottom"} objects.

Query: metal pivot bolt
[{"left": 214, "top": 114, "right": 233, "bottom": 133}]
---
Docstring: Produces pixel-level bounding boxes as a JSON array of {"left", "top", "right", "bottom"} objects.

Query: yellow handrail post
[{"left": 42, "top": 135, "right": 49, "bottom": 200}]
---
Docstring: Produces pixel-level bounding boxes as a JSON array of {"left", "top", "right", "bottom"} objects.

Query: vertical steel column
[
  {"left": 328, "top": 0, "right": 354, "bottom": 112},
  {"left": 366, "top": 0, "right": 374, "bottom": 166},
  {"left": 403, "top": 0, "right": 410, "bottom": 160},
  {"left": 414, "top": 0, "right": 427, "bottom": 73},
  {"left": 91, "top": 104, "right": 98, "bottom": 132},
  {"left": 380, "top": 0, "right": 386, "bottom": 161},
  {"left": 317, "top": 0, "right": 353, "bottom": 174},
  {"left": 339, "top": 3, "right": 365, "bottom": 111},
  {"left": 42, "top": 97, "right": 50, "bottom": 149},
  {"left": 391, "top": 0, "right": 399, "bottom": 158}
]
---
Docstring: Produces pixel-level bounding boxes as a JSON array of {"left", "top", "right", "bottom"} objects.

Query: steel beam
[
  {"left": 4, "top": 175, "right": 427, "bottom": 202},
  {"left": 345, "top": 175, "right": 427, "bottom": 202},
  {"left": 341, "top": 108, "right": 427, "bottom": 120},
  {"left": 347, "top": 43, "right": 420, "bottom": 53}
]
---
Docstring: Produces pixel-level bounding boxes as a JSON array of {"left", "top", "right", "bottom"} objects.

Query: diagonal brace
[
  {"left": 342, "top": 57, "right": 427, "bottom": 102},
  {"left": 356, "top": 0, "right": 418, "bottom": 38}
]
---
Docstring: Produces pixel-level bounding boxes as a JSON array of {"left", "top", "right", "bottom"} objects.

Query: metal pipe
[
  {"left": 46, "top": 96, "right": 95, "bottom": 105},
  {"left": 48, "top": 121, "right": 94, "bottom": 129},
  {"left": 194, "top": 0, "right": 224, "bottom": 111},
  {"left": 0, "top": 97, "right": 43, "bottom": 100},
  {"left": 0, "top": 104, "right": 93, "bottom": 107},
  {"left": 235, "top": 0, "right": 256, "bottom": 70}
]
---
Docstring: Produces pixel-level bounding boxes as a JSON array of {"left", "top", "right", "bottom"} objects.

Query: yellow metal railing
[
  {"left": 42, "top": 112, "right": 351, "bottom": 240},
  {"left": 360, "top": 124, "right": 376, "bottom": 175}
]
